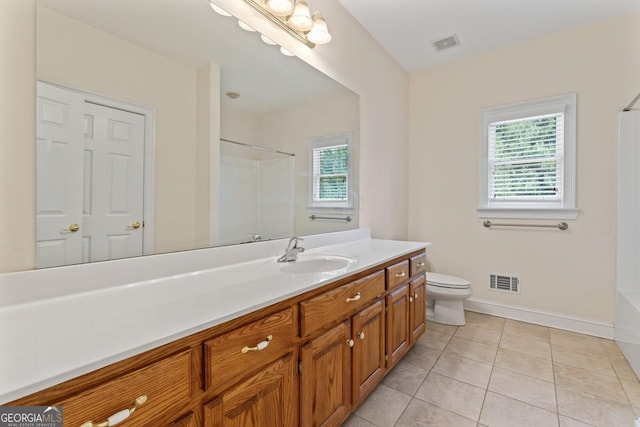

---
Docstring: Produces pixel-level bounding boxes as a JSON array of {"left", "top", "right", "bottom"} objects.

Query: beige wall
[
  {"left": 0, "top": 1, "right": 36, "bottom": 272},
  {"left": 408, "top": 13, "right": 640, "bottom": 324},
  {"left": 257, "top": 91, "right": 360, "bottom": 236}
]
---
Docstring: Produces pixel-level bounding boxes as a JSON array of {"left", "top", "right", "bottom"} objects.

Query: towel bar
[{"left": 483, "top": 220, "right": 568, "bottom": 230}]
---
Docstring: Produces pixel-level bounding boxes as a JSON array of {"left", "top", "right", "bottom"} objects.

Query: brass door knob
[
  {"left": 62, "top": 223, "right": 80, "bottom": 233},
  {"left": 127, "top": 221, "right": 141, "bottom": 230}
]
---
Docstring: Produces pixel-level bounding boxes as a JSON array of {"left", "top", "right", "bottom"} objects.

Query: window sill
[{"left": 476, "top": 208, "right": 579, "bottom": 220}]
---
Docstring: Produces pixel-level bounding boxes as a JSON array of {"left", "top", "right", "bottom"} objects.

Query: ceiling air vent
[
  {"left": 433, "top": 34, "right": 460, "bottom": 51},
  {"left": 489, "top": 274, "right": 520, "bottom": 294}
]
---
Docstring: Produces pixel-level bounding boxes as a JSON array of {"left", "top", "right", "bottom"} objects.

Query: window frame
[
  {"left": 308, "top": 133, "right": 354, "bottom": 210},
  {"left": 477, "top": 94, "right": 579, "bottom": 220}
]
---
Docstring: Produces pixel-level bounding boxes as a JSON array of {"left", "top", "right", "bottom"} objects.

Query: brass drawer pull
[
  {"left": 357, "top": 331, "right": 365, "bottom": 340},
  {"left": 346, "top": 292, "right": 361, "bottom": 302},
  {"left": 417, "top": 262, "right": 425, "bottom": 267},
  {"left": 241, "top": 335, "right": 273, "bottom": 353},
  {"left": 81, "top": 395, "right": 147, "bottom": 427},
  {"left": 346, "top": 338, "right": 355, "bottom": 347},
  {"left": 395, "top": 271, "right": 406, "bottom": 278}
]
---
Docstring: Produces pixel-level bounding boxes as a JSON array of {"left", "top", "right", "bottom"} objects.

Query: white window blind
[
  {"left": 308, "top": 133, "right": 353, "bottom": 209},
  {"left": 477, "top": 93, "right": 578, "bottom": 219},
  {"left": 312, "top": 144, "right": 349, "bottom": 202},
  {"left": 488, "top": 112, "right": 564, "bottom": 202}
]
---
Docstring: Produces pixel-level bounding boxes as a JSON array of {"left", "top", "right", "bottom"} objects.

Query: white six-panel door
[
  {"left": 36, "top": 82, "right": 85, "bottom": 268},
  {"left": 36, "top": 82, "right": 145, "bottom": 268},
  {"left": 83, "top": 102, "right": 144, "bottom": 263}
]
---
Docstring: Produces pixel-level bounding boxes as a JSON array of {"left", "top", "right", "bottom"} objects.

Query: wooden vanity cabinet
[
  {"left": 409, "top": 274, "right": 427, "bottom": 344},
  {"left": 204, "top": 353, "right": 296, "bottom": 427},
  {"left": 300, "top": 320, "right": 352, "bottom": 427},
  {"left": 351, "top": 300, "right": 385, "bottom": 403},
  {"left": 9, "top": 249, "right": 428, "bottom": 427}
]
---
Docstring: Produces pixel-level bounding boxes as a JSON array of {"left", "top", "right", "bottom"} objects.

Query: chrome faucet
[{"left": 277, "top": 237, "right": 304, "bottom": 262}]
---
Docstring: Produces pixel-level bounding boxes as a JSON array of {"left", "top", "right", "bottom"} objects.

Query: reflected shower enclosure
[{"left": 218, "top": 139, "right": 295, "bottom": 245}]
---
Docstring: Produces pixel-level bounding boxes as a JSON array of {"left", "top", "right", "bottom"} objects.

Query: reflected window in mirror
[{"left": 309, "top": 133, "right": 353, "bottom": 209}]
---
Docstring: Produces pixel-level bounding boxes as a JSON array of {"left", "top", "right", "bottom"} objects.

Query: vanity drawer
[
  {"left": 204, "top": 307, "right": 294, "bottom": 392},
  {"left": 410, "top": 253, "right": 427, "bottom": 277},
  {"left": 56, "top": 350, "right": 191, "bottom": 427},
  {"left": 300, "top": 270, "right": 385, "bottom": 337},
  {"left": 386, "top": 260, "right": 410, "bottom": 290}
]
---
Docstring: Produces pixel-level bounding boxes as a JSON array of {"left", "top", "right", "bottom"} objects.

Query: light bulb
[
  {"left": 306, "top": 13, "right": 331, "bottom": 44},
  {"left": 209, "top": 2, "right": 231, "bottom": 16},
  {"left": 280, "top": 47, "right": 295, "bottom": 56},
  {"left": 238, "top": 20, "right": 256, "bottom": 32},
  {"left": 288, "top": 0, "right": 312, "bottom": 32},
  {"left": 260, "top": 34, "right": 277, "bottom": 45},
  {"left": 266, "top": 0, "right": 294, "bottom": 17}
]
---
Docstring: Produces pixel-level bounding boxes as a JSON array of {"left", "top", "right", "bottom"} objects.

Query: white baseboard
[{"left": 463, "top": 298, "right": 615, "bottom": 339}]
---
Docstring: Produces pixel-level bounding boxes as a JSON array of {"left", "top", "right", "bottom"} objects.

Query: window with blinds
[
  {"left": 489, "top": 112, "right": 563, "bottom": 201},
  {"left": 478, "top": 94, "right": 578, "bottom": 219},
  {"left": 309, "top": 133, "right": 353, "bottom": 208}
]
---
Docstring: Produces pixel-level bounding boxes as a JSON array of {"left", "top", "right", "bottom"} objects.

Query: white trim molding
[{"left": 464, "top": 298, "right": 614, "bottom": 339}]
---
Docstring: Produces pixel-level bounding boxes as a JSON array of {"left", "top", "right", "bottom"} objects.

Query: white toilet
[{"left": 426, "top": 272, "right": 472, "bottom": 326}]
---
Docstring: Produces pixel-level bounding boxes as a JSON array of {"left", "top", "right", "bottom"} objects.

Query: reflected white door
[
  {"left": 36, "top": 82, "right": 145, "bottom": 267},
  {"left": 36, "top": 82, "right": 85, "bottom": 268},
  {"left": 83, "top": 102, "right": 144, "bottom": 262}
]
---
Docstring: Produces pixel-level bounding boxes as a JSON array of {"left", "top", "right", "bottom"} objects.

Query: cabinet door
[
  {"left": 386, "top": 284, "right": 409, "bottom": 368},
  {"left": 169, "top": 411, "right": 201, "bottom": 427},
  {"left": 352, "top": 300, "right": 385, "bottom": 404},
  {"left": 300, "top": 320, "right": 351, "bottom": 427},
  {"left": 204, "top": 353, "right": 296, "bottom": 427},
  {"left": 409, "top": 275, "right": 426, "bottom": 344}
]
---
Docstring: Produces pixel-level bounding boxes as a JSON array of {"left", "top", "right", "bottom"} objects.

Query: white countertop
[{"left": 0, "top": 229, "right": 429, "bottom": 403}]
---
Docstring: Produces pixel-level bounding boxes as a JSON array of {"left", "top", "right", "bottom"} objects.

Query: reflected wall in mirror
[{"left": 35, "top": 0, "right": 359, "bottom": 268}]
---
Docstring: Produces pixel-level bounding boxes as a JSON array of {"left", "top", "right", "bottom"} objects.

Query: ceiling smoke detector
[{"left": 433, "top": 34, "right": 460, "bottom": 51}]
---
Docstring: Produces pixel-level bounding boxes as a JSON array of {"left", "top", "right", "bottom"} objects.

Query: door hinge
[{"left": 385, "top": 354, "right": 388, "bottom": 361}]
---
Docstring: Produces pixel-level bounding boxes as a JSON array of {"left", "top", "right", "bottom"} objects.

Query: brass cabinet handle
[
  {"left": 409, "top": 296, "right": 414, "bottom": 303},
  {"left": 81, "top": 395, "right": 147, "bottom": 427},
  {"left": 346, "top": 338, "right": 355, "bottom": 348},
  {"left": 241, "top": 335, "right": 273, "bottom": 353},
  {"left": 127, "top": 221, "right": 141, "bottom": 230},
  {"left": 417, "top": 262, "right": 425, "bottom": 267},
  {"left": 62, "top": 223, "right": 80, "bottom": 233},
  {"left": 346, "top": 292, "right": 361, "bottom": 302},
  {"left": 414, "top": 292, "right": 419, "bottom": 299},
  {"left": 395, "top": 271, "right": 406, "bottom": 278},
  {"left": 357, "top": 331, "right": 365, "bottom": 340}
]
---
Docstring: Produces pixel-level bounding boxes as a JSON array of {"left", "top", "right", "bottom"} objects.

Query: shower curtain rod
[
  {"left": 623, "top": 92, "right": 640, "bottom": 112},
  {"left": 220, "top": 138, "right": 295, "bottom": 157}
]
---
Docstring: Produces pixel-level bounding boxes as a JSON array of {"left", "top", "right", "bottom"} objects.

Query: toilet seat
[{"left": 427, "top": 272, "right": 470, "bottom": 289}]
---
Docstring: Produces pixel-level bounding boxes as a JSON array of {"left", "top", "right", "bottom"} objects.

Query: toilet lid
[{"left": 427, "top": 272, "right": 470, "bottom": 288}]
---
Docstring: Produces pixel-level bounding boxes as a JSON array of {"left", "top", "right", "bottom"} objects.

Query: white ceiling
[{"left": 337, "top": 0, "right": 640, "bottom": 72}]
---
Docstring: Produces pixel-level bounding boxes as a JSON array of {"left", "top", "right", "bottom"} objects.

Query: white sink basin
[{"left": 280, "top": 254, "right": 357, "bottom": 274}]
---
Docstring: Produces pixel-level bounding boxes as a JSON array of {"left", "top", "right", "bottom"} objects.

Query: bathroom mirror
[{"left": 34, "top": 0, "right": 359, "bottom": 268}]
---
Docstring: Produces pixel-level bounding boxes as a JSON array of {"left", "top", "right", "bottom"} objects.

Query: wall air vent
[{"left": 489, "top": 274, "right": 520, "bottom": 294}]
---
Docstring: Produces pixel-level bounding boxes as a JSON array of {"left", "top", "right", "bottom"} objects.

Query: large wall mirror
[{"left": 35, "top": 0, "right": 359, "bottom": 268}]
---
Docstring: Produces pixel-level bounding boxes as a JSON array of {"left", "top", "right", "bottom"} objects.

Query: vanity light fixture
[{"left": 244, "top": 0, "right": 332, "bottom": 47}]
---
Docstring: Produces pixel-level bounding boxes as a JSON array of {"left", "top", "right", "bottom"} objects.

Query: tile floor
[{"left": 343, "top": 311, "right": 640, "bottom": 427}]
